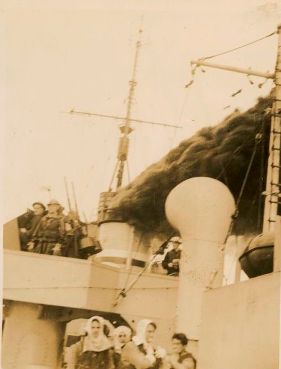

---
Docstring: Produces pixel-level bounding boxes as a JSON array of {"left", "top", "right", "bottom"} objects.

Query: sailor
[
  {"left": 64, "top": 209, "right": 83, "bottom": 257},
  {"left": 27, "top": 199, "right": 72, "bottom": 256},
  {"left": 17, "top": 202, "right": 46, "bottom": 250},
  {"left": 66, "top": 316, "right": 115, "bottom": 369},
  {"left": 121, "top": 319, "right": 166, "bottom": 369},
  {"left": 161, "top": 237, "right": 182, "bottom": 276},
  {"left": 165, "top": 333, "right": 196, "bottom": 369}
]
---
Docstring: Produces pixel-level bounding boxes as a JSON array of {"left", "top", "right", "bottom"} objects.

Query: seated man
[{"left": 162, "top": 236, "right": 182, "bottom": 276}]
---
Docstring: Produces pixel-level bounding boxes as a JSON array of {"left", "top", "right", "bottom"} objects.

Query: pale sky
[{"left": 1, "top": 0, "right": 280, "bottom": 223}]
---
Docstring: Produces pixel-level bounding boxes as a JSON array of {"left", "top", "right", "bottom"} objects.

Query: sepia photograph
[{"left": 2, "top": 1, "right": 281, "bottom": 368}]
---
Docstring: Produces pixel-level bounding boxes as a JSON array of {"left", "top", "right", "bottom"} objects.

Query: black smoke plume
[{"left": 110, "top": 96, "right": 272, "bottom": 236}]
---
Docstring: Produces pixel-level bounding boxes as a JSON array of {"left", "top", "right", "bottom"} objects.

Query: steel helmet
[
  {"left": 170, "top": 236, "right": 182, "bottom": 244},
  {"left": 47, "top": 199, "right": 61, "bottom": 206}
]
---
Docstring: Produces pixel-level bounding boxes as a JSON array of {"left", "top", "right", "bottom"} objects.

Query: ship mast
[
  {"left": 114, "top": 27, "right": 142, "bottom": 190},
  {"left": 68, "top": 28, "right": 182, "bottom": 222},
  {"left": 69, "top": 27, "right": 182, "bottom": 194}
]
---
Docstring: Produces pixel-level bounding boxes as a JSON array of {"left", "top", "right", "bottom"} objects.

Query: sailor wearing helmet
[
  {"left": 27, "top": 199, "right": 71, "bottom": 256},
  {"left": 17, "top": 201, "right": 46, "bottom": 250}
]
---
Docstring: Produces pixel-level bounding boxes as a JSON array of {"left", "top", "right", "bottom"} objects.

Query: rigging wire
[
  {"left": 185, "top": 29, "right": 276, "bottom": 101},
  {"left": 108, "top": 161, "right": 119, "bottom": 191},
  {"left": 220, "top": 116, "right": 266, "bottom": 282},
  {"left": 200, "top": 31, "right": 276, "bottom": 61},
  {"left": 170, "top": 88, "right": 190, "bottom": 148},
  {"left": 116, "top": 232, "right": 144, "bottom": 304},
  {"left": 113, "top": 233, "right": 176, "bottom": 305},
  {"left": 221, "top": 124, "right": 264, "bottom": 248},
  {"left": 216, "top": 137, "right": 256, "bottom": 181},
  {"left": 126, "top": 158, "right": 131, "bottom": 184}
]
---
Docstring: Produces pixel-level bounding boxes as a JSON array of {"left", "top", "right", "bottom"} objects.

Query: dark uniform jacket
[
  {"left": 17, "top": 211, "right": 45, "bottom": 250},
  {"left": 162, "top": 249, "right": 181, "bottom": 275},
  {"left": 32, "top": 213, "right": 68, "bottom": 255}
]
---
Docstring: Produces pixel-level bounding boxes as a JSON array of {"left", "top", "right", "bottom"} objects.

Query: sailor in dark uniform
[
  {"left": 162, "top": 237, "right": 182, "bottom": 276},
  {"left": 17, "top": 202, "right": 46, "bottom": 250},
  {"left": 28, "top": 199, "right": 72, "bottom": 256}
]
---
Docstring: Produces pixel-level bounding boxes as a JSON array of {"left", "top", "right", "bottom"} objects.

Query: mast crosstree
[
  {"left": 69, "top": 28, "right": 182, "bottom": 192},
  {"left": 191, "top": 25, "right": 281, "bottom": 233}
]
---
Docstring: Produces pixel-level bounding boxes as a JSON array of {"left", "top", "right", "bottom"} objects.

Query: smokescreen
[{"left": 110, "top": 96, "right": 272, "bottom": 237}]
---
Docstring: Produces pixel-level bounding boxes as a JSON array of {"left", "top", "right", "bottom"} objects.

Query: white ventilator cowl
[{"left": 165, "top": 177, "right": 235, "bottom": 340}]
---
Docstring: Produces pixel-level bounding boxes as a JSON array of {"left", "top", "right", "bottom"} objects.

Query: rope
[
  {"left": 118, "top": 231, "right": 144, "bottom": 299},
  {"left": 222, "top": 127, "right": 263, "bottom": 245},
  {"left": 108, "top": 161, "right": 119, "bottom": 191},
  {"left": 185, "top": 30, "right": 276, "bottom": 88},
  {"left": 113, "top": 233, "right": 175, "bottom": 306},
  {"left": 216, "top": 135, "right": 257, "bottom": 181},
  {"left": 201, "top": 31, "right": 276, "bottom": 61},
  {"left": 126, "top": 159, "right": 131, "bottom": 183},
  {"left": 113, "top": 257, "right": 154, "bottom": 307}
]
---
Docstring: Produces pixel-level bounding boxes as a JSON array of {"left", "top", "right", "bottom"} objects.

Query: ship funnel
[
  {"left": 96, "top": 221, "right": 149, "bottom": 268},
  {"left": 165, "top": 177, "right": 235, "bottom": 340},
  {"left": 95, "top": 191, "right": 149, "bottom": 268}
]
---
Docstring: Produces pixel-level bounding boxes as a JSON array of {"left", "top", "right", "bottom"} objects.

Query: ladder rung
[
  {"left": 270, "top": 182, "right": 281, "bottom": 188},
  {"left": 269, "top": 193, "right": 281, "bottom": 197},
  {"left": 269, "top": 200, "right": 281, "bottom": 205},
  {"left": 262, "top": 192, "right": 281, "bottom": 197}
]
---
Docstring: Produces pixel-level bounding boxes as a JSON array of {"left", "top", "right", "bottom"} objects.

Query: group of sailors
[
  {"left": 17, "top": 201, "right": 183, "bottom": 273},
  {"left": 65, "top": 316, "right": 196, "bottom": 369},
  {"left": 17, "top": 199, "right": 84, "bottom": 257}
]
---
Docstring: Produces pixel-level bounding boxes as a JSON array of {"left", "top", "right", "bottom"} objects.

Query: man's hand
[
  {"left": 53, "top": 243, "right": 62, "bottom": 255},
  {"left": 155, "top": 346, "right": 166, "bottom": 359},
  {"left": 27, "top": 241, "right": 35, "bottom": 251}
]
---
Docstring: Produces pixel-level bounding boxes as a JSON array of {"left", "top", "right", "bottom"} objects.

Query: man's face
[
  {"left": 172, "top": 241, "right": 180, "bottom": 250},
  {"left": 145, "top": 324, "right": 156, "bottom": 343},
  {"left": 33, "top": 204, "right": 45, "bottom": 216},
  {"left": 48, "top": 204, "right": 60, "bottom": 214},
  {"left": 118, "top": 332, "right": 129, "bottom": 345},
  {"left": 171, "top": 338, "right": 185, "bottom": 354},
  {"left": 90, "top": 320, "right": 101, "bottom": 338}
]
